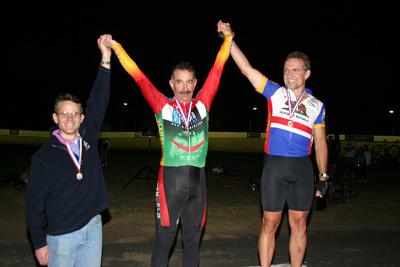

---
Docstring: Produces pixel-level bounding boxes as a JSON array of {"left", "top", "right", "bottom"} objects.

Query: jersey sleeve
[
  {"left": 195, "top": 33, "right": 233, "bottom": 110},
  {"left": 314, "top": 104, "right": 326, "bottom": 128},
  {"left": 259, "top": 79, "right": 281, "bottom": 99},
  {"left": 113, "top": 43, "right": 168, "bottom": 114}
]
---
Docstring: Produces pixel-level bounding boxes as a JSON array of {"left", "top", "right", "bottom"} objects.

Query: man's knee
[
  {"left": 288, "top": 214, "right": 308, "bottom": 232},
  {"left": 261, "top": 213, "right": 282, "bottom": 233}
]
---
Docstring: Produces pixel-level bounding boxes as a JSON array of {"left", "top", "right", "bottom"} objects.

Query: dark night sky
[{"left": 4, "top": 1, "right": 399, "bottom": 135}]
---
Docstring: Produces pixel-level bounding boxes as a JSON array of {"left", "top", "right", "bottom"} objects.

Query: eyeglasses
[
  {"left": 57, "top": 111, "right": 82, "bottom": 119},
  {"left": 283, "top": 68, "right": 306, "bottom": 74}
]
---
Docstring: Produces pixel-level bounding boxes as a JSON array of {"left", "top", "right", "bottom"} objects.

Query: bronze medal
[
  {"left": 288, "top": 120, "right": 293, "bottom": 127},
  {"left": 76, "top": 172, "right": 83, "bottom": 180}
]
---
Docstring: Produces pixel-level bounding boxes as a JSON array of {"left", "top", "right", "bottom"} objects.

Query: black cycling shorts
[{"left": 260, "top": 155, "right": 314, "bottom": 211}]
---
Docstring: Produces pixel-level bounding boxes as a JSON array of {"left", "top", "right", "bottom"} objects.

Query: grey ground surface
[{"left": 1, "top": 144, "right": 399, "bottom": 266}]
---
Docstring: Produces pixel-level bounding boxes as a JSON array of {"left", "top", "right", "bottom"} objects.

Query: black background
[{"left": 4, "top": 1, "right": 398, "bottom": 135}]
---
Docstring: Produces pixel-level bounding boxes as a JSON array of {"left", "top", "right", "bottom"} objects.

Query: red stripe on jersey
[
  {"left": 167, "top": 135, "right": 206, "bottom": 152},
  {"left": 271, "top": 116, "right": 313, "bottom": 135}
]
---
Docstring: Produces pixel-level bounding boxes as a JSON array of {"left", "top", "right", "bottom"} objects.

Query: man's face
[
  {"left": 169, "top": 69, "right": 197, "bottom": 103},
  {"left": 283, "top": 58, "right": 310, "bottom": 91},
  {"left": 52, "top": 100, "right": 84, "bottom": 140}
]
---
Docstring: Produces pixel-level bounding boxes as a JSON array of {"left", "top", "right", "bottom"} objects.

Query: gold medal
[
  {"left": 286, "top": 89, "right": 305, "bottom": 128},
  {"left": 76, "top": 172, "right": 83, "bottom": 180}
]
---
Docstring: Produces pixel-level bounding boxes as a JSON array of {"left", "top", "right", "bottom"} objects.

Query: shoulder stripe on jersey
[
  {"left": 195, "top": 101, "right": 207, "bottom": 119},
  {"left": 256, "top": 76, "right": 268, "bottom": 94}
]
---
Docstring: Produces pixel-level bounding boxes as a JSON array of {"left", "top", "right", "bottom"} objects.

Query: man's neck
[
  {"left": 290, "top": 87, "right": 306, "bottom": 99},
  {"left": 60, "top": 132, "right": 78, "bottom": 142},
  {"left": 175, "top": 97, "right": 193, "bottom": 107}
]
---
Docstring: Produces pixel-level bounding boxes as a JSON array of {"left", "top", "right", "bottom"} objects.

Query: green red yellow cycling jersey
[{"left": 112, "top": 35, "right": 232, "bottom": 167}]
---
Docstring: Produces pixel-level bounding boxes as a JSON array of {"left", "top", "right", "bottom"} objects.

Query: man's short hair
[
  {"left": 171, "top": 61, "right": 196, "bottom": 79},
  {"left": 54, "top": 93, "right": 83, "bottom": 113},
  {"left": 285, "top": 51, "right": 311, "bottom": 71}
]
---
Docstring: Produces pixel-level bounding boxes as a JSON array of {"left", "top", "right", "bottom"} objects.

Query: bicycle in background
[{"left": 370, "top": 140, "right": 400, "bottom": 168}]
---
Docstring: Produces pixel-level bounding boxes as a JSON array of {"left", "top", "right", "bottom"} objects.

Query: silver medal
[{"left": 183, "top": 130, "right": 190, "bottom": 137}]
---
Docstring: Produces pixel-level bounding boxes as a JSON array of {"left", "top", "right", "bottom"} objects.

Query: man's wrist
[
  {"left": 319, "top": 172, "right": 329, "bottom": 180},
  {"left": 316, "top": 180, "right": 328, "bottom": 195},
  {"left": 101, "top": 61, "right": 111, "bottom": 65}
]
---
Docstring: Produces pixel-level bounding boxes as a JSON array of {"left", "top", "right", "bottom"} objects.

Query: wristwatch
[{"left": 319, "top": 173, "right": 329, "bottom": 179}]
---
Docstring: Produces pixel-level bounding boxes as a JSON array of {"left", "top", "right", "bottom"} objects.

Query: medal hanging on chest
[
  {"left": 175, "top": 98, "right": 192, "bottom": 138},
  {"left": 76, "top": 172, "right": 83, "bottom": 180},
  {"left": 65, "top": 138, "right": 83, "bottom": 180},
  {"left": 286, "top": 89, "right": 306, "bottom": 127}
]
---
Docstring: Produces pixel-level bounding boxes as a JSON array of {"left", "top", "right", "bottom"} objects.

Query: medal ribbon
[
  {"left": 175, "top": 98, "right": 193, "bottom": 129},
  {"left": 286, "top": 89, "right": 306, "bottom": 119},
  {"left": 65, "top": 138, "right": 82, "bottom": 175},
  {"left": 53, "top": 130, "right": 82, "bottom": 176}
]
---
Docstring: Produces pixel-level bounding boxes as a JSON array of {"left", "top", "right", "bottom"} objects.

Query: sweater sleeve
[
  {"left": 26, "top": 156, "right": 51, "bottom": 249},
  {"left": 83, "top": 66, "right": 111, "bottom": 135}
]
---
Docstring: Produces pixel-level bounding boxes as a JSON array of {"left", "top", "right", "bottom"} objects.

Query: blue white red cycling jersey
[{"left": 257, "top": 77, "right": 326, "bottom": 157}]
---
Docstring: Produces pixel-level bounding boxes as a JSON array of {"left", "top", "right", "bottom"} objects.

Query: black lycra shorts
[{"left": 260, "top": 155, "right": 314, "bottom": 211}]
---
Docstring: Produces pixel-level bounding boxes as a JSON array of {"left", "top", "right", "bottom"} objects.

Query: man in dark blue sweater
[{"left": 26, "top": 34, "right": 113, "bottom": 266}]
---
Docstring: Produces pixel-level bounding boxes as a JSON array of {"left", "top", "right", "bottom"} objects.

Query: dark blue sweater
[{"left": 26, "top": 67, "right": 111, "bottom": 249}]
